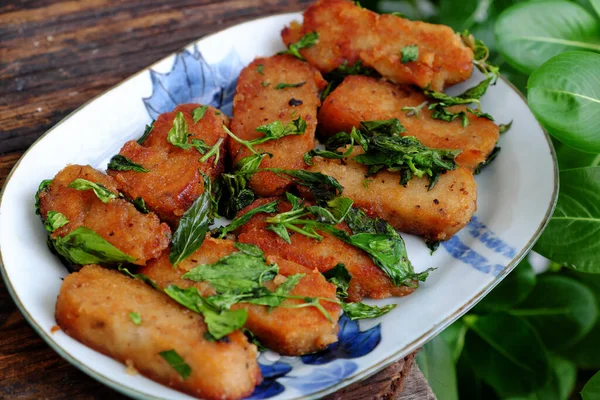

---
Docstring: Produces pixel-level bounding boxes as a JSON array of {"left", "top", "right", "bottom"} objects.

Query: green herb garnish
[
  {"left": 107, "top": 155, "right": 150, "bottom": 173},
  {"left": 167, "top": 112, "right": 209, "bottom": 153},
  {"left": 53, "top": 227, "right": 136, "bottom": 265},
  {"left": 401, "top": 45, "right": 419, "bottom": 63},
  {"left": 137, "top": 121, "right": 154, "bottom": 145},
  {"left": 222, "top": 116, "right": 306, "bottom": 155},
  {"left": 342, "top": 302, "right": 396, "bottom": 320},
  {"left": 213, "top": 200, "right": 278, "bottom": 239},
  {"left": 275, "top": 82, "right": 306, "bottom": 90},
  {"left": 199, "top": 138, "right": 224, "bottom": 167},
  {"left": 68, "top": 179, "right": 117, "bottom": 204},
  {"left": 256, "top": 64, "right": 264, "bottom": 75},
  {"left": 159, "top": 350, "right": 192, "bottom": 379},
  {"left": 192, "top": 105, "right": 208, "bottom": 123},
  {"left": 44, "top": 211, "right": 69, "bottom": 233},
  {"left": 129, "top": 311, "right": 142, "bottom": 325},
  {"left": 280, "top": 32, "right": 319, "bottom": 61},
  {"left": 35, "top": 179, "right": 52, "bottom": 216},
  {"left": 131, "top": 197, "right": 149, "bottom": 214}
]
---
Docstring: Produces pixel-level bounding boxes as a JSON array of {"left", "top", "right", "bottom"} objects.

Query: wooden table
[{"left": 0, "top": 1, "right": 434, "bottom": 398}]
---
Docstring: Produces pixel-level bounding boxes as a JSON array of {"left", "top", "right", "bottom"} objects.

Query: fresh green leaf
[
  {"left": 199, "top": 138, "right": 224, "bottom": 166},
  {"left": 417, "top": 334, "right": 459, "bottom": 400},
  {"left": 510, "top": 275, "right": 598, "bottom": 350},
  {"left": 360, "top": 118, "right": 407, "bottom": 136},
  {"left": 280, "top": 32, "right": 319, "bottom": 60},
  {"left": 341, "top": 302, "right": 396, "bottom": 320},
  {"left": 438, "top": 0, "right": 479, "bottom": 31},
  {"left": 323, "top": 263, "right": 352, "bottom": 299},
  {"left": 213, "top": 200, "right": 278, "bottom": 239},
  {"left": 44, "top": 211, "right": 69, "bottom": 233},
  {"left": 169, "top": 175, "right": 213, "bottom": 266},
  {"left": 499, "top": 121, "right": 513, "bottom": 134},
  {"left": 528, "top": 51, "right": 600, "bottom": 153},
  {"left": 167, "top": 112, "right": 192, "bottom": 150},
  {"left": 462, "top": 314, "right": 551, "bottom": 397},
  {"left": 159, "top": 349, "right": 192, "bottom": 379},
  {"left": 534, "top": 167, "right": 600, "bottom": 273},
  {"left": 35, "top": 179, "right": 52, "bottom": 216},
  {"left": 192, "top": 105, "right": 208, "bottom": 123},
  {"left": 264, "top": 169, "right": 344, "bottom": 202},
  {"left": 222, "top": 117, "right": 306, "bottom": 155},
  {"left": 401, "top": 44, "right": 419, "bottom": 63},
  {"left": 582, "top": 371, "right": 600, "bottom": 400},
  {"left": 495, "top": 1, "right": 600, "bottom": 74},
  {"left": 129, "top": 311, "right": 142, "bottom": 325},
  {"left": 275, "top": 82, "right": 306, "bottom": 90},
  {"left": 531, "top": 354, "right": 577, "bottom": 400},
  {"left": 475, "top": 258, "right": 536, "bottom": 313},
  {"left": 440, "top": 320, "right": 468, "bottom": 363},
  {"left": 131, "top": 197, "right": 149, "bottom": 214},
  {"left": 107, "top": 155, "right": 150, "bottom": 173},
  {"left": 68, "top": 178, "right": 117, "bottom": 204},
  {"left": 53, "top": 227, "right": 136, "bottom": 265},
  {"left": 137, "top": 121, "right": 154, "bottom": 145},
  {"left": 556, "top": 144, "right": 600, "bottom": 170}
]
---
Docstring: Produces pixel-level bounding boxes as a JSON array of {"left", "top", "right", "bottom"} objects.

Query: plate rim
[{"left": 0, "top": 12, "right": 559, "bottom": 400}]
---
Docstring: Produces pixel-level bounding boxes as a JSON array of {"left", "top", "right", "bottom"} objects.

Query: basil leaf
[
  {"left": 131, "top": 197, "right": 149, "bottom": 214},
  {"left": 343, "top": 302, "right": 396, "bottom": 319},
  {"left": 528, "top": 51, "right": 600, "bottom": 153},
  {"left": 275, "top": 82, "right": 306, "bottom": 90},
  {"left": 400, "top": 44, "right": 418, "bottom": 63},
  {"left": 159, "top": 350, "right": 192, "bottom": 379},
  {"left": 223, "top": 117, "right": 306, "bottom": 156},
  {"left": 360, "top": 118, "right": 406, "bottom": 137},
  {"left": 68, "top": 178, "right": 117, "bottom": 204},
  {"left": 459, "top": 77, "right": 493, "bottom": 101},
  {"left": 35, "top": 179, "right": 52, "bottom": 216},
  {"left": 307, "top": 196, "right": 353, "bottom": 224},
  {"left": 118, "top": 265, "right": 162, "bottom": 290},
  {"left": 321, "top": 60, "right": 378, "bottom": 100},
  {"left": 107, "top": 155, "right": 149, "bottom": 173},
  {"left": 473, "top": 146, "right": 500, "bottom": 175},
  {"left": 243, "top": 328, "right": 266, "bottom": 351},
  {"left": 266, "top": 222, "right": 292, "bottom": 244},
  {"left": 280, "top": 32, "right": 319, "bottom": 60},
  {"left": 323, "top": 263, "right": 351, "bottom": 299},
  {"left": 213, "top": 200, "right": 278, "bottom": 238},
  {"left": 53, "top": 227, "right": 136, "bottom": 265},
  {"left": 495, "top": 1, "right": 600, "bottom": 74},
  {"left": 256, "top": 64, "right": 264, "bottom": 75},
  {"left": 534, "top": 167, "right": 600, "bottom": 273},
  {"left": 137, "top": 121, "right": 154, "bottom": 145},
  {"left": 192, "top": 105, "right": 208, "bottom": 123},
  {"left": 164, "top": 285, "right": 247, "bottom": 339},
  {"left": 44, "top": 211, "right": 69, "bottom": 233},
  {"left": 129, "top": 312, "right": 142, "bottom": 325},
  {"left": 248, "top": 274, "right": 305, "bottom": 308},
  {"left": 264, "top": 169, "right": 344, "bottom": 203},
  {"left": 417, "top": 334, "right": 459, "bottom": 400},
  {"left": 499, "top": 121, "right": 512, "bottom": 134},
  {"left": 167, "top": 112, "right": 192, "bottom": 150},
  {"left": 581, "top": 371, "right": 600, "bottom": 400},
  {"left": 169, "top": 175, "right": 213, "bottom": 266}
]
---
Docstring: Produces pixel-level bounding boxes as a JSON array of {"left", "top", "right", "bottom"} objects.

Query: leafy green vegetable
[
  {"left": 213, "top": 200, "right": 278, "bottom": 239},
  {"left": 118, "top": 265, "right": 162, "bottom": 290},
  {"left": 275, "top": 82, "right": 306, "bottom": 90},
  {"left": 199, "top": 138, "right": 224, "bottom": 166},
  {"left": 137, "top": 121, "right": 154, "bottom": 145},
  {"left": 556, "top": 144, "right": 600, "bottom": 170},
  {"left": 263, "top": 169, "right": 344, "bottom": 203},
  {"left": 440, "top": 320, "right": 468, "bottom": 363},
  {"left": 401, "top": 101, "right": 428, "bottom": 117},
  {"left": 531, "top": 355, "right": 577, "bottom": 400},
  {"left": 581, "top": 370, "right": 600, "bottom": 400},
  {"left": 68, "top": 179, "right": 117, "bottom": 204},
  {"left": 417, "top": 335, "right": 459, "bottom": 400},
  {"left": 341, "top": 302, "right": 396, "bottom": 320},
  {"left": 169, "top": 175, "right": 213, "bottom": 266},
  {"left": 510, "top": 275, "right": 598, "bottom": 350},
  {"left": 222, "top": 116, "right": 306, "bottom": 155},
  {"left": 44, "top": 211, "right": 69, "bottom": 233},
  {"left": 495, "top": 1, "right": 600, "bottom": 74},
  {"left": 159, "top": 349, "right": 192, "bottom": 379},
  {"left": 323, "top": 263, "right": 351, "bottom": 299},
  {"left": 129, "top": 311, "right": 142, "bottom": 325},
  {"left": 534, "top": 167, "right": 600, "bottom": 273},
  {"left": 166, "top": 112, "right": 209, "bottom": 152},
  {"left": 35, "top": 179, "right": 52, "bottom": 216},
  {"left": 401, "top": 44, "right": 419, "bottom": 63},
  {"left": 360, "top": 118, "right": 406, "bottom": 136},
  {"left": 279, "top": 32, "right": 319, "bottom": 60},
  {"left": 528, "top": 51, "right": 600, "bottom": 153},
  {"left": 459, "top": 30, "right": 500, "bottom": 79},
  {"left": 559, "top": 320, "right": 600, "bottom": 369},
  {"left": 53, "top": 227, "right": 136, "bottom": 265},
  {"left": 256, "top": 64, "right": 264, "bottom": 75},
  {"left": 462, "top": 314, "right": 550, "bottom": 397},
  {"left": 499, "top": 121, "right": 513, "bottom": 134},
  {"left": 131, "top": 197, "right": 149, "bottom": 214},
  {"left": 473, "top": 146, "right": 500, "bottom": 175},
  {"left": 192, "top": 105, "right": 208, "bottom": 123},
  {"left": 107, "top": 155, "right": 149, "bottom": 173},
  {"left": 321, "top": 60, "right": 378, "bottom": 100}
]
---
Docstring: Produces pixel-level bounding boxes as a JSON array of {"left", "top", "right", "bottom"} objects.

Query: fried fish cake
[
  {"left": 318, "top": 75, "right": 499, "bottom": 170},
  {"left": 235, "top": 198, "right": 416, "bottom": 302},
  {"left": 38, "top": 165, "right": 170, "bottom": 265},
  {"left": 281, "top": 0, "right": 473, "bottom": 90},
  {"left": 229, "top": 55, "right": 326, "bottom": 197},
  {"left": 307, "top": 157, "right": 477, "bottom": 241},
  {"left": 108, "top": 104, "right": 228, "bottom": 228},
  {"left": 55, "top": 265, "right": 261, "bottom": 400},
  {"left": 139, "top": 236, "right": 341, "bottom": 356}
]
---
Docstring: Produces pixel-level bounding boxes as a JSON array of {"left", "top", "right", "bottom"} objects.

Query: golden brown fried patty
[
  {"left": 108, "top": 104, "right": 229, "bottom": 228},
  {"left": 307, "top": 157, "right": 477, "bottom": 241},
  {"left": 318, "top": 75, "right": 500, "bottom": 170},
  {"left": 229, "top": 55, "right": 326, "bottom": 197},
  {"left": 139, "top": 236, "right": 341, "bottom": 356},
  {"left": 281, "top": 0, "right": 473, "bottom": 90},
  {"left": 38, "top": 165, "right": 170, "bottom": 265},
  {"left": 55, "top": 265, "right": 261, "bottom": 400},
  {"left": 235, "top": 198, "right": 416, "bottom": 302}
]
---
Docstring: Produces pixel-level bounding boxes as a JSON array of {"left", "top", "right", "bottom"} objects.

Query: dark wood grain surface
[{"left": 0, "top": 1, "right": 426, "bottom": 398}]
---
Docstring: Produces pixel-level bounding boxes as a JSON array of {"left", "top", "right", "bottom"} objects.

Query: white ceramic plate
[{"left": 0, "top": 12, "right": 557, "bottom": 400}]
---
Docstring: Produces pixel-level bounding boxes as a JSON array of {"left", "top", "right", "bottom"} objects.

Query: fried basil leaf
[
  {"left": 137, "top": 121, "right": 154, "bottom": 145},
  {"left": 401, "top": 45, "right": 419, "bottom": 63},
  {"left": 360, "top": 118, "right": 406, "bottom": 136},
  {"left": 35, "top": 179, "right": 53, "bottom": 215},
  {"left": 53, "top": 227, "right": 136, "bottom": 265},
  {"left": 192, "top": 105, "right": 208, "bottom": 123},
  {"left": 107, "top": 155, "right": 149, "bottom": 173},
  {"left": 280, "top": 32, "right": 319, "bottom": 60},
  {"left": 129, "top": 312, "right": 142, "bottom": 325},
  {"left": 323, "top": 263, "right": 351, "bottom": 299},
  {"left": 275, "top": 82, "right": 306, "bottom": 90},
  {"left": 213, "top": 200, "right": 278, "bottom": 238},
  {"left": 159, "top": 349, "right": 192, "bottom": 379},
  {"left": 68, "top": 178, "right": 117, "bottom": 204},
  {"left": 44, "top": 211, "right": 69, "bottom": 233},
  {"left": 342, "top": 302, "right": 396, "bottom": 320},
  {"left": 131, "top": 197, "right": 149, "bottom": 214},
  {"left": 264, "top": 169, "right": 344, "bottom": 203}
]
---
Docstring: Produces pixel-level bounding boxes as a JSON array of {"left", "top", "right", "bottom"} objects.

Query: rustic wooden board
[{"left": 0, "top": 1, "right": 430, "bottom": 398}]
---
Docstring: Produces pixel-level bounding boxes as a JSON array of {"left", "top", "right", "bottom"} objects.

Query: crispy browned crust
[
  {"left": 139, "top": 236, "right": 341, "bottom": 356},
  {"left": 108, "top": 104, "right": 229, "bottom": 228},
  {"left": 281, "top": 0, "right": 473, "bottom": 90},
  {"left": 229, "top": 55, "right": 326, "bottom": 197},
  {"left": 38, "top": 165, "right": 170, "bottom": 265},
  {"left": 307, "top": 157, "right": 477, "bottom": 241},
  {"left": 235, "top": 198, "right": 416, "bottom": 302},
  {"left": 55, "top": 265, "right": 261, "bottom": 400},
  {"left": 318, "top": 75, "right": 499, "bottom": 170}
]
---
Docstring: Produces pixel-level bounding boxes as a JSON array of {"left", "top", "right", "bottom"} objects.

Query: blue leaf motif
[
  {"left": 143, "top": 45, "right": 244, "bottom": 119},
  {"left": 246, "top": 361, "right": 292, "bottom": 400},
  {"left": 286, "top": 360, "right": 358, "bottom": 392},
  {"left": 301, "top": 315, "right": 381, "bottom": 365}
]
